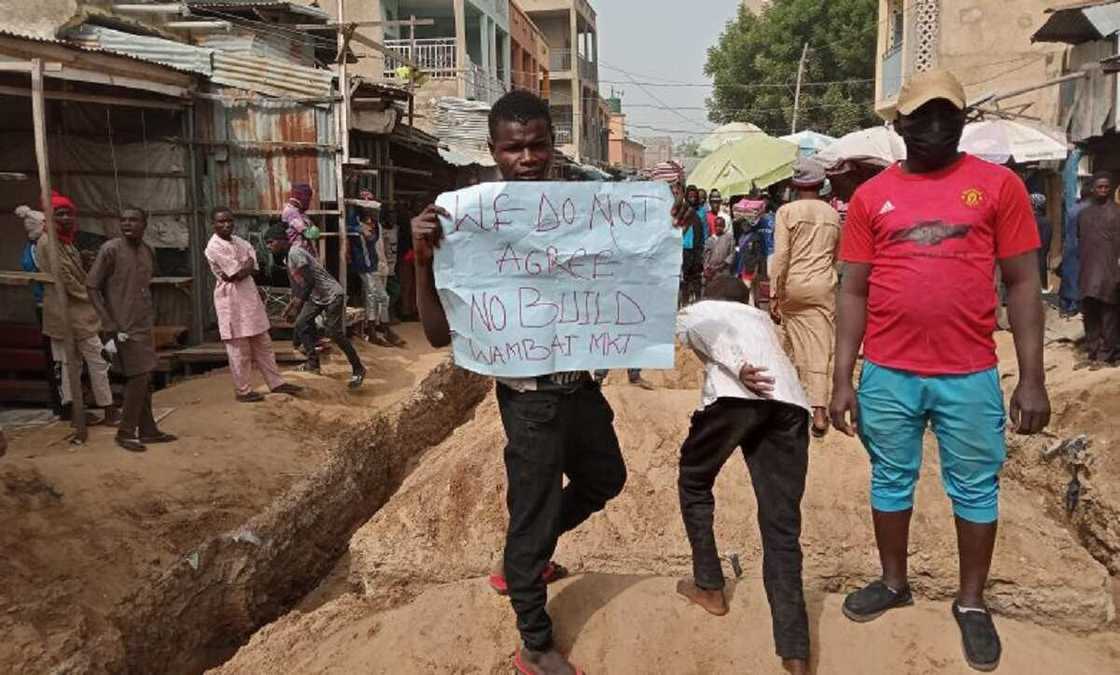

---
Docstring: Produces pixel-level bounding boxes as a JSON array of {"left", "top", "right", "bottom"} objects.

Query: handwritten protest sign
[{"left": 434, "top": 181, "right": 681, "bottom": 378}]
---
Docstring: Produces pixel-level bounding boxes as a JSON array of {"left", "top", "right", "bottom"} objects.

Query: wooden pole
[
  {"left": 791, "top": 42, "right": 809, "bottom": 135},
  {"left": 31, "top": 58, "right": 87, "bottom": 442},
  {"left": 408, "top": 14, "right": 417, "bottom": 137},
  {"left": 336, "top": 0, "right": 350, "bottom": 316}
]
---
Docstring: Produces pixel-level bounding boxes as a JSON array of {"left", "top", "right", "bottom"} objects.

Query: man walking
[
  {"left": 411, "top": 89, "right": 627, "bottom": 675},
  {"left": 205, "top": 207, "right": 302, "bottom": 402},
  {"left": 830, "top": 70, "right": 1049, "bottom": 672},
  {"left": 771, "top": 158, "right": 842, "bottom": 437},
  {"left": 675, "top": 276, "right": 812, "bottom": 675},
  {"left": 37, "top": 191, "right": 117, "bottom": 425},
  {"left": 1076, "top": 172, "right": 1120, "bottom": 366},
  {"left": 87, "top": 208, "right": 178, "bottom": 452},
  {"left": 266, "top": 224, "right": 366, "bottom": 389}
]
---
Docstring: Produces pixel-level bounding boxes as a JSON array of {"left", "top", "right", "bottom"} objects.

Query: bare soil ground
[
  {"left": 216, "top": 330, "right": 1120, "bottom": 674},
  {"left": 0, "top": 324, "right": 443, "bottom": 674}
]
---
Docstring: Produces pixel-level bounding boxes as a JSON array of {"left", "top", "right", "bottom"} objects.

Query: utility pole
[{"left": 791, "top": 42, "right": 809, "bottom": 135}]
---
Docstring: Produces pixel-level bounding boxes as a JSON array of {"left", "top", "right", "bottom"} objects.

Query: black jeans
[
  {"left": 497, "top": 381, "right": 627, "bottom": 651},
  {"left": 678, "top": 397, "right": 810, "bottom": 660},
  {"left": 294, "top": 297, "right": 364, "bottom": 373}
]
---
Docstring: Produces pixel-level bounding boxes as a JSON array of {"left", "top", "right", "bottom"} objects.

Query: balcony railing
[
  {"left": 550, "top": 48, "right": 572, "bottom": 73},
  {"left": 384, "top": 37, "right": 458, "bottom": 79},
  {"left": 465, "top": 61, "right": 508, "bottom": 104},
  {"left": 881, "top": 44, "right": 903, "bottom": 101},
  {"left": 552, "top": 108, "right": 573, "bottom": 145},
  {"left": 578, "top": 56, "right": 596, "bottom": 83}
]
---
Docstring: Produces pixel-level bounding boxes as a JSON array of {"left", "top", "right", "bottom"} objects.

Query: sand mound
[
  {"left": 216, "top": 574, "right": 1120, "bottom": 675},
  {"left": 214, "top": 328, "right": 1120, "bottom": 673},
  {"left": 341, "top": 380, "right": 1113, "bottom": 631}
]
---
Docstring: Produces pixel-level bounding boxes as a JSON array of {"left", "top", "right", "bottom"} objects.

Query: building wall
[
  {"left": 0, "top": 0, "right": 79, "bottom": 38},
  {"left": 638, "top": 136, "right": 673, "bottom": 168},
  {"left": 509, "top": 0, "right": 548, "bottom": 95},
  {"left": 622, "top": 138, "right": 644, "bottom": 171},
  {"left": 875, "top": 0, "right": 1067, "bottom": 125},
  {"left": 521, "top": 0, "right": 601, "bottom": 161}
]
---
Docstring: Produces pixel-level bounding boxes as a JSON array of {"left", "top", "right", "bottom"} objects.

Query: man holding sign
[{"left": 412, "top": 90, "right": 680, "bottom": 675}]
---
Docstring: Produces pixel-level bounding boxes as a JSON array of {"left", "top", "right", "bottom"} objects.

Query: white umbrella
[
  {"left": 780, "top": 130, "right": 837, "bottom": 156},
  {"left": 960, "top": 119, "right": 1068, "bottom": 164},
  {"left": 814, "top": 126, "right": 905, "bottom": 168},
  {"left": 698, "top": 122, "right": 765, "bottom": 156}
]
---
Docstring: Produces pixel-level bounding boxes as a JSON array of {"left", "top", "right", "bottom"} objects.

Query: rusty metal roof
[{"left": 1034, "top": 1, "right": 1120, "bottom": 43}]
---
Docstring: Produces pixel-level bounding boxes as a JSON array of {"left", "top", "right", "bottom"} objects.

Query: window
[{"left": 912, "top": 0, "right": 941, "bottom": 72}]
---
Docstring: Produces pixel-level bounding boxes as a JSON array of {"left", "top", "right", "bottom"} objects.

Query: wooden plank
[
  {"left": 0, "top": 272, "right": 191, "bottom": 287},
  {"left": 31, "top": 58, "right": 86, "bottom": 443},
  {"left": 0, "top": 83, "right": 187, "bottom": 110}
]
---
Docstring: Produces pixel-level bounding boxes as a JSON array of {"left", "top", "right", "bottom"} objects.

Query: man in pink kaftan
[{"left": 204, "top": 208, "right": 302, "bottom": 402}]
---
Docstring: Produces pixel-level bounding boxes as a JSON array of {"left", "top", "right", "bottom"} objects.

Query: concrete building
[
  {"left": 638, "top": 136, "right": 674, "bottom": 169},
  {"left": 509, "top": 0, "right": 550, "bottom": 98},
  {"left": 518, "top": 0, "right": 606, "bottom": 163},
  {"left": 874, "top": 0, "right": 1067, "bottom": 125},
  {"left": 308, "top": 1, "right": 511, "bottom": 105},
  {"left": 606, "top": 97, "right": 645, "bottom": 172}
]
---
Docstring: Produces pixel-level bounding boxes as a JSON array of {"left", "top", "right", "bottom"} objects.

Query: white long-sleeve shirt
[{"left": 676, "top": 300, "right": 811, "bottom": 413}]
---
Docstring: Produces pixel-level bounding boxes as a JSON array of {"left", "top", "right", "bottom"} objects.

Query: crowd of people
[
  {"left": 409, "top": 71, "right": 1054, "bottom": 675},
  {"left": 7, "top": 62, "right": 1114, "bottom": 675},
  {"left": 12, "top": 175, "right": 425, "bottom": 449}
]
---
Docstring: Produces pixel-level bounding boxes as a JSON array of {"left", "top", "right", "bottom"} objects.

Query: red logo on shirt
[{"left": 961, "top": 188, "right": 984, "bottom": 208}]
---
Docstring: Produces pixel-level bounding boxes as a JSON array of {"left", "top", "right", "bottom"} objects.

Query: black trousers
[
  {"left": 678, "top": 397, "right": 810, "bottom": 660},
  {"left": 1082, "top": 297, "right": 1120, "bottom": 362},
  {"left": 119, "top": 371, "right": 158, "bottom": 439},
  {"left": 294, "top": 297, "right": 364, "bottom": 373},
  {"left": 497, "top": 381, "right": 627, "bottom": 651}
]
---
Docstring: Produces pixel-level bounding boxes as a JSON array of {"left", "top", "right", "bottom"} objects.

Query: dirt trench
[{"left": 101, "top": 361, "right": 491, "bottom": 674}]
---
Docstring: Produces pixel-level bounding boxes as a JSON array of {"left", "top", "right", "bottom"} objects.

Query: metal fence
[{"left": 384, "top": 37, "right": 458, "bottom": 79}]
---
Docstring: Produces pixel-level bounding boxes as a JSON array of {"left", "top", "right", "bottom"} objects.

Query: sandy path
[{"left": 0, "top": 324, "right": 442, "bottom": 673}]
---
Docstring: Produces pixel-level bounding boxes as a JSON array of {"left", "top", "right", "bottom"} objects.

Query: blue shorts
[{"left": 857, "top": 362, "right": 1007, "bottom": 524}]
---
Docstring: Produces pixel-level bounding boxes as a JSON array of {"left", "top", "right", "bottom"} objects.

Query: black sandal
[
  {"left": 952, "top": 601, "right": 1001, "bottom": 672},
  {"left": 842, "top": 580, "right": 913, "bottom": 622}
]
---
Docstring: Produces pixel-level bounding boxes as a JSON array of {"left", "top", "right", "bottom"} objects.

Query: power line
[
  {"left": 597, "top": 58, "right": 716, "bottom": 131},
  {"left": 597, "top": 78, "right": 874, "bottom": 89}
]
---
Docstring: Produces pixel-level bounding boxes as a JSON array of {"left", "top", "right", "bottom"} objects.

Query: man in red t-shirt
[{"left": 829, "top": 69, "right": 1050, "bottom": 672}]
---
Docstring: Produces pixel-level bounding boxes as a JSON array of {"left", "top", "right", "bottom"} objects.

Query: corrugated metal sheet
[
  {"left": 0, "top": 26, "right": 198, "bottom": 74},
  {"left": 70, "top": 25, "right": 214, "bottom": 75},
  {"left": 200, "top": 97, "right": 337, "bottom": 216},
  {"left": 211, "top": 51, "right": 333, "bottom": 99},
  {"left": 195, "top": 31, "right": 316, "bottom": 69},
  {"left": 187, "top": 1, "right": 330, "bottom": 20},
  {"left": 49, "top": 25, "right": 332, "bottom": 99},
  {"left": 1034, "top": 1, "right": 1120, "bottom": 43}
]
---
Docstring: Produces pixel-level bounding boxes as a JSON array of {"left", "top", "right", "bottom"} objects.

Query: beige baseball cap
[{"left": 886, "top": 68, "right": 967, "bottom": 120}]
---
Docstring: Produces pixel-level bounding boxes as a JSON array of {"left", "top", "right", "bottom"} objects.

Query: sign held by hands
[{"left": 434, "top": 181, "right": 681, "bottom": 377}]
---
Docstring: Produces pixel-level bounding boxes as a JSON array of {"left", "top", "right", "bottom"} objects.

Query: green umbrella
[{"left": 687, "top": 134, "right": 798, "bottom": 196}]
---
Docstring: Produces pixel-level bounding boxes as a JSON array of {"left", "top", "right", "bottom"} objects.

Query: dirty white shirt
[{"left": 676, "top": 300, "right": 811, "bottom": 413}]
